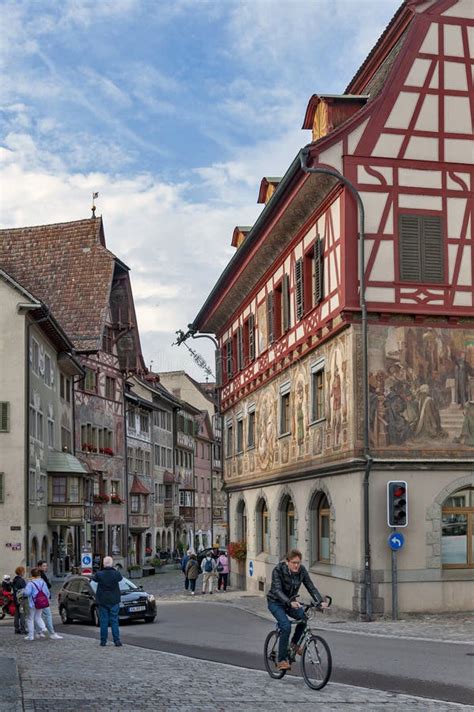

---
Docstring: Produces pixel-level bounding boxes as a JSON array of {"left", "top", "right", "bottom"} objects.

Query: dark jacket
[
  {"left": 185, "top": 557, "right": 199, "bottom": 580},
  {"left": 12, "top": 575, "right": 26, "bottom": 605},
  {"left": 40, "top": 571, "right": 52, "bottom": 591},
  {"left": 267, "top": 562, "right": 322, "bottom": 606},
  {"left": 93, "top": 568, "right": 123, "bottom": 606}
]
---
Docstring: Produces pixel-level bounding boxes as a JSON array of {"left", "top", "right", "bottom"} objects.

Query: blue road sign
[
  {"left": 81, "top": 554, "right": 92, "bottom": 566},
  {"left": 248, "top": 560, "right": 254, "bottom": 577},
  {"left": 388, "top": 532, "right": 405, "bottom": 551}
]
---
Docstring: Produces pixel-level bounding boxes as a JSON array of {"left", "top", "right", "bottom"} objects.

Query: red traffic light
[{"left": 393, "top": 486, "right": 405, "bottom": 497}]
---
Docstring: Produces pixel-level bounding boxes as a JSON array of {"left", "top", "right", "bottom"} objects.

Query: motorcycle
[{"left": 0, "top": 589, "right": 16, "bottom": 619}]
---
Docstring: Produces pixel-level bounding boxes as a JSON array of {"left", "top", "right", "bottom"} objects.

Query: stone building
[{"left": 192, "top": 0, "right": 474, "bottom": 614}]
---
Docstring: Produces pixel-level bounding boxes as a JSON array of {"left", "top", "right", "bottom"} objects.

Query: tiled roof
[
  {"left": 0, "top": 218, "right": 115, "bottom": 351},
  {"left": 130, "top": 474, "right": 151, "bottom": 495}
]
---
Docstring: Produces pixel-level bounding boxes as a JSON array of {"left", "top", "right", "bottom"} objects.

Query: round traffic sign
[{"left": 388, "top": 532, "right": 405, "bottom": 551}]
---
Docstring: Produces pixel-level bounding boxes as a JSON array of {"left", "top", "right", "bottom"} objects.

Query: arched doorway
[
  {"left": 30, "top": 536, "right": 39, "bottom": 566},
  {"left": 279, "top": 495, "right": 296, "bottom": 558},
  {"left": 167, "top": 531, "right": 172, "bottom": 552},
  {"left": 309, "top": 491, "right": 330, "bottom": 565},
  {"left": 236, "top": 499, "right": 247, "bottom": 542},
  {"left": 156, "top": 531, "right": 161, "bottom": 552}
]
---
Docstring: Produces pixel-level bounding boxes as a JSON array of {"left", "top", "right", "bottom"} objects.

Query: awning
[{"left": 47, "top": 451, "right": 88, "bottom": 475}]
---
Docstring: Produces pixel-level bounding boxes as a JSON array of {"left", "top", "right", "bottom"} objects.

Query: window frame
[
  {"left": 442, "top": 487, "right": 474, "bottom": 569},
  {"left": 310, "top": 359, "right": 325, "bottom": 424},
  {"left": 279, "top": 382, "right": 291, "bottom": 436}
]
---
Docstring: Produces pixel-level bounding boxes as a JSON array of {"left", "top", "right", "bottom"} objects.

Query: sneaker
[
  {"left": 24, "top": 636, "right": 34, "bottom": 641},
  {"left": 191, "top": 591, "right": 195, "bottom": 596},
  {"left": 50, "top": 633, "right": 63, "bottom": 640},
  {"left": 276, "top": 660, "right": 291, "bottom": 671},
  {"left": 209, "top": 591, "right": 213, "bottom": 595},
  {"left": 114, "top": 641, "right": 123, "bottom": 647}
]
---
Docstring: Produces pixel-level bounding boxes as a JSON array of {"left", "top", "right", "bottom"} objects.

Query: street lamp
[{"left": 299, "top": 147, "right": 373, "bottom": 621}]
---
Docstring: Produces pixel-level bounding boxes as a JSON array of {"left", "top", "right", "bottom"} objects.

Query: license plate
[{"left": 128, "top": 606, "right": 146, "bottom": 613}]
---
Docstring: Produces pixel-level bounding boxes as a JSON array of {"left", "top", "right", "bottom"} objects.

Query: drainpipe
[
  {"left": 299, "top": 148, "right": 373, "bottom": 621},
  {"left": 123, "top": 382, "right": 130, "bottom": 571}
]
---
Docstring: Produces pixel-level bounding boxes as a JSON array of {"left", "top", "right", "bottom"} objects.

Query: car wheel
[
  {"left": 144, "top": 616, "right": 156, "bottom": 623},
  {"left": 59, "top": 606, "right": 72, "bottom": 624},
  {"left": 91, "top": 607, "right": 100, "bottom": 627}
]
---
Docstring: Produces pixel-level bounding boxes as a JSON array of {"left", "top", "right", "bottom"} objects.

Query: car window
[
  {"left": 67, "top": 579, "right": 83, "bottom": 593},
  {"left": 89, "top": 576, "right": 138, "bottom": 594}
]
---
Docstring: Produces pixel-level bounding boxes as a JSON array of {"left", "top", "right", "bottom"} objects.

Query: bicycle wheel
[
  {"left": 264, "top": 630, "right": 287, "bottom": 679},
  {"left": 301, "top": 635, "right": 332, "bottom": 690}
]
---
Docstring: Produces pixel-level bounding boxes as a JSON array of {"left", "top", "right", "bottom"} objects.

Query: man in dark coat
[
  {"left": 267, "top": 549, "right": 328, "bottom": 670},
  {"left": 93, "top": 556, "right": 123, "bottom": 647}
]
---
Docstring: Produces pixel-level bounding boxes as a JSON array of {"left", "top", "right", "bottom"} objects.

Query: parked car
[{"left": 57, "top": 574, "right": 156, "bottom": 626}]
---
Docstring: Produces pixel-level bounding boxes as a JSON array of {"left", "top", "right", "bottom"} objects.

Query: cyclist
[{"left": 267, "top": 548, "right": 328, "bottom": 670}]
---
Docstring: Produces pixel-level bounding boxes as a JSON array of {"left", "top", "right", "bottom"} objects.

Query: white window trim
[
  {"left": 279, "top": 383, "right": 291, "bottom": 437},
  {"left": 310, "top": 358, "right": 326, "bottom": 426}
]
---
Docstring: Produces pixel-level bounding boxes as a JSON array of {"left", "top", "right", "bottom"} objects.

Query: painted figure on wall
[
  {"left": 414, "top": 384, "right": 447, "bottom": 440},
  {"left": 293, "top": 372, "right": 307, "bottom": 446},
  {"left": 257, "top": 389, "right": 276, "bottom": 470},
  {"left": 454, "top": 352, "right": 472, "bottom": 406}
]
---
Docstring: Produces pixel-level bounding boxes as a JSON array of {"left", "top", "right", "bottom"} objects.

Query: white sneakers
[
  {"left": 24, "top": 636, "right": 34, "bottom": 641},
  {"left": 49, "top": 633, "right": 63, "bottom": 639}
]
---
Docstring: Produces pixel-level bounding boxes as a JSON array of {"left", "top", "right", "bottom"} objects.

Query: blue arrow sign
[
  {"left": 388, "top": 532, "right": 405, "bottom": 551},
  {"left": 248, "top": 560, "right": 254, "bottom": 577}
]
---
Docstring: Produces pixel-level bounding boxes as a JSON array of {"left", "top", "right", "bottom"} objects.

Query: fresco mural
[{"left": 368, "top": 326, "right": 474, "bottom": 451}]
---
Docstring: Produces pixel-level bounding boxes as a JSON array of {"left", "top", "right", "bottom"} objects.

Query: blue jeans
[
  {"left": 41, "top": 605, "right": 54, "bottom": 634},
  {"left": 268, "top": 600, "right": 306, "bottom": 662},
  {"left": 98, "top": 603, "right": 120, "bottom": 644}
]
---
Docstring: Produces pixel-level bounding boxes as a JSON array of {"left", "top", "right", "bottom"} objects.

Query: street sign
[
  {"left": 81, "top": 552, "right": 93, "bottom": 574},
  {"left": 248, "top": 560, "right": 254, "bottom": 577},
  {"left": 388, "top": 532, "right": 405, "bottom": 551}
]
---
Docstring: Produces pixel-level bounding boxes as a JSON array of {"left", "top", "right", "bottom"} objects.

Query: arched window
[
  {"left": 279, "top": 495, "right": 296, "bottom": 557},
  {"left": 442, "top": 487, "right": 474, "bottom": 568},
  {"left": 309, "top": 492, "right": 330, "bottom": 565},
  {"left": 156, "top": 531, "right": 161, "bottom": 551},
  {"left": 236, "top": 500, "right": 247, "bottom": 542},
  {"left": 257, "top": 499, "right": 270, "bottom": 554}
]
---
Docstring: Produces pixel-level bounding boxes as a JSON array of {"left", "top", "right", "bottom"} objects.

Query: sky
[{"left": 0, "top": 0, "right": 401, "bottom": 380}]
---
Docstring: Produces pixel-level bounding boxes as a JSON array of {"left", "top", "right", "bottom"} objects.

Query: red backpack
[{"left": 32, "top": 581, "right": 49, "bottom": 609}]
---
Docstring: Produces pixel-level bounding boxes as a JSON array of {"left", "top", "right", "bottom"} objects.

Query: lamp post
[
  {"left": 174, "top": 327, "right": 222, "bottom": 548},
  {"left": 299, "top": 148, "right": 373, "bottom": 622}
]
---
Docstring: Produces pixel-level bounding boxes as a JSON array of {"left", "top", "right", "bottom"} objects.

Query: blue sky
[{"left": 0, "top": 0, "right": 400, "bottom": 378}]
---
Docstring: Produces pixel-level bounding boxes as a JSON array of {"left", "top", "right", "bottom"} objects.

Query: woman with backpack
[
  {"left": 22, "top": 568, "right": 49, "bottom": 641},
  {"left": 216, "top": 551, "right": 230, "bottom": 592},
  {"left": 184, "top": 553, "right": 199, "bottom": 595}
]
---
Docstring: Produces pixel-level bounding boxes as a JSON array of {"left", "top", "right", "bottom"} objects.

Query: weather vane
[{"left": 91, "top": 191, "right": 99, "bottom": 218}]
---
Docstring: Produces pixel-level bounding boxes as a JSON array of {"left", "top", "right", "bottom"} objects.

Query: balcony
[
  {"left": 129, "top": 513, "right": 151, "bottom": 532},
  {"left": 48, "top": 503, "right": 86, "bottom": 526},
  {"left": 179, "top": 506, "right": 194, "bottom": 522},
  {"left": 164, "top": 499, "right": 180, "bottom": 526}
]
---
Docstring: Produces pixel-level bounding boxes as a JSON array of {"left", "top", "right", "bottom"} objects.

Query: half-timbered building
[{"left": 193, "top": 0, "right": 473, "bottom": 614}]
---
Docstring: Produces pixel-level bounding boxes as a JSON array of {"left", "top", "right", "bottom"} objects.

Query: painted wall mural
[{"left": 368, "top": 326, "right": 474, "bottom": 452}]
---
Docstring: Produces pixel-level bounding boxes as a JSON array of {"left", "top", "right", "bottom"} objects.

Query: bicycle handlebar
[{"left": 288, "top": 595, "right": 332, "bottom": 610}]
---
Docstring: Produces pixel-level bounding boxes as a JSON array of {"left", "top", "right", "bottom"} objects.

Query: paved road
[{"left": 55, "top": 600, "right": 474, "bottom": 705}]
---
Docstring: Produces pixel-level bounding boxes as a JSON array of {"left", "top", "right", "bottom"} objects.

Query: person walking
[
  {"left": 93, "top": 556, "right": 123, "bottom": 647},
  {"left": 201, "top": 552, "right": 216, "bottom": 594},
  {"left": 12, "top": 566, "right": 27, "bottom": 635},
  {"left": 185, "top": 553, "right": 199, "bottom": 595},
  {"left": 37, "top": 560, "right": 62, "bottom": 639},
  {"left": 181, "top": 549, "right": 191, "bottom": 592},
  {"left": 22, "top": 568, "right": 49, "bottom": 641},
  {"left": 216, "top": 551, "right": 229, "bottom": 592}
]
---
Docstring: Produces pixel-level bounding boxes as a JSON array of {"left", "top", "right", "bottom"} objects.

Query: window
[
  {"left": 47, "top": 419, "right": 54, "bottom": 448},
  {"left": 0, "top": 472, "right": 4, "bottom": 503},
  {"left": 158, "top": 484, "right": 165, "bottom": 503},
  {"left": 0, "top": 402, "right": 10, "bottom": 432},
  {"left": 267, "top": 291, "right": 275, "bottom": 344},
  {"left": 30, "top": 400, "right": 43, "bottom": 443},
  {"left": 127, "top": 407, "right": 135, "bottom": 429},
  {"left": 167, "top": 448, "right": 172, "bottom": 469},
  {"left": 135, "top": 448, "right": 144, "bottom": 474},
  {"left": 313, "top": 236, "right": 324, "bottom": 305},
  {"left": 295, "top": 258, "right": 304, "bottom": 321},
  {"left": 52, "top": 476, "right": 67, "bottom": 504},
  {"left": 236, "top": 416, "right": 244, "bottom": 454},
  {"left": 140, "top": 412, "right": 149, "bottom": 433},
  {"left": 84, "top": 369, "right": 97, "bottom": 392},
  {"left": 127, "top": 447, "right": 134, "bottom": 472},
  {"left": 225, "top": 339, "right": 233, "bottom": 381},
  {"left": 279, "top": 383, "right": 291, "bottom": 436},
  {"left": 236, "top": 499, "right": 247, "bottom": 541},
  {"left": 311, "top": 360, "right": 325, "bottom": 422},
  {"left": 68, "top": 477, "right": 79, "bottom": 503},
  {"left": 102, "top": 326, "right": 114, "bottom": 354},
  {"left": 310, "top": 492, "right": 330, "bottom": 565},
  {"left": 236, "top": 326, "right": 244, "bottom": 371},
  {"left": 257, "top": 499, "right": 270, "bottom": 554},
  {"left": 280, "top": 496, "right": 297, "bottom": 557},
  {"left": 29, "top": 469, "right": 36, "bottom": 504},
  {"left": 44, "top": 354, "right": 52, "bottom": 387},
  {"left": 179, "top": 490, "right": 193, "bottom": 507},
  {"left": 399, "top": 214, "right": 444, "bottom": 283},
  {"left": 131, "top": 495, "right": 140, "bottom": 513},
  {"left": 442, "top": 487, "right": 474, "bottom": 568},
  {"left": 144, "top": 450, "right": 151, "bottom": 475},
  {"left": 60, "top": 375, "right": 72, "bottom": 403},
  {"left": 154, "top": 445, "right": 160, "bottom": 467},
  {"left": 226, "top": 421, "right": 233, "bottom": 458},
  {"left": 31, "top": 339, "right": 39, "bottom": 374},
  {"left": 161, "top": 446, "right": 166, "bottom": 468},
  {"left": 110, "top": 480, "right": 119, "bottom": 497},
  {"left": 105, "top": 377, "right": 115, "bottom": 400},
  {"left": 248, "top": 407, "right": 255, "bottom": 449},
  {"left": 61, "top": 427, "right": 71, "bottom": 452},
  {"left": 243, "top": 314, "right": 255, "bottom": 365}
]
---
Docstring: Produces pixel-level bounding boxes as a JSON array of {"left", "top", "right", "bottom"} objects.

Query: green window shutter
[
  {"left": 282, "top": 273, "right": 290, "bottom": 332},
  {"left": 399, "top": 214, "right": 422, "bottom": 281},
  {"left": 248, "top": 314, "right": 255, "bottom": 361},
  {"left": 226, "top": 340, "right": 233, "bottom": 379},
  {"left": 267, "top": 291, "right": 274, "bottom": 343},
  {"left": 422, "top": 216, "right": 444, "bottom": 283},
  {"left": 237, "top": 326, "right": 244, "bottom": 371},
  {"left": 295, "top": 258, "right": 304, "bottom": 320},
  {"left": 313, "top": 236, "right": 324, "bottom": 305},
  {"left": 0, "top": 402, "right": 9, "bottom": 432}
]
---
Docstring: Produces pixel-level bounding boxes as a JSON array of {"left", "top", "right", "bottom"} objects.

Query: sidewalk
[{"left": 0, "top": 619, "right": 472, "bottom": 712}]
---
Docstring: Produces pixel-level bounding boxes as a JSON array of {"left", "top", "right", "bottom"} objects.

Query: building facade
[{"left": 193, "top": 0, "right": 473, "bottom": 614}]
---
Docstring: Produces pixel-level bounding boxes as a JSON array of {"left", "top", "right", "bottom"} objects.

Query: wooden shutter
[
  {"left": 313, "top": 236, "right": 324, "bottom": 305},
  {"left": 215, "top": 348, "right": 223, "bottom": 386},
  {"left": 0, "top": 402, "right": 9, "bottom": 432},
  {"left": 295, "top": 258, "right": 304, "bottom": 320},
  {"left": 282, "top": 273, "right": 290, "bottom": 332},
  {"left": 267, "top": 292, "right": 274, "bottom": 343},
  {"left": 399, "top": 215, "right": 422, "bottom": 281},
  {"left": 422, "top": 216, "right": 444, "bottom": 283},
  {"left": 248, "top": 314, "right": 255, "bottom": 361},
  {"left": 237, "top": 326, "right": 244, "bottom": 371},
  {"left": 226, "top": 340, "right": 233, "bottom": 379}
]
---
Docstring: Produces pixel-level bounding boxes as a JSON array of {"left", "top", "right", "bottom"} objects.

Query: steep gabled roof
[
  {"left": 130, "top": 474, "right": 151, "bottom": 495},
  {"left": 0, "top": 217, "right": 115, "bottom": 351}
]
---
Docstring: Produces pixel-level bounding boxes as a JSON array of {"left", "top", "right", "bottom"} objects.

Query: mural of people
[
  {"left": 330, "top": 363, "right": 342, "bottom": 447},
  {"left": 454, "top": 351, "right": 473, "bottom": 407},
  {"left": 384, "top": 382, "right": 411, "bottom": 445},
  {"left": 294, "top": 373, "right": 306, "bottom": 445},
  {"left": 455, "top": 401, "right": 474, "bottom": 446},
  {"left": 414, "top": 384, "right": 447, "bottom": 440},
  {"left": 257, "top": 389, "right": 276, "bottom": 470}
]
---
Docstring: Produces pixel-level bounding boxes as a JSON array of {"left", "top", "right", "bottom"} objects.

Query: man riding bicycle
[{"left": 267, "top": 548, "right": 329, "bottom": 670}]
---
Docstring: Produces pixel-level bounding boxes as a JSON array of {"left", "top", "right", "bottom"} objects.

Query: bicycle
[{"left": 264, "top": 596, "right": 332, "bottom": 690}]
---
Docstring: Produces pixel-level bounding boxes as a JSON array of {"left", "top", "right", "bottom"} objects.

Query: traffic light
[{"left": 387, "top": 481, "right": 408, "bottom": 528}]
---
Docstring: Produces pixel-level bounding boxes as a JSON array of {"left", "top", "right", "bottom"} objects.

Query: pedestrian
[
  {"left": 2, "top": 574, "right": 12, "bottom": 593},
  {"left": 36, "top": 560, "right": 62, "bottom": 639},
  {"left": 185, "top": 553, "right": 199, "bottom": 595},
  {"left": 22, "top": 568, "right": 49, "bottom": 641},
  {"left": 12, "top": 566, "right": 27, "bottom": 635},
  {"left": 201, "top": 552, "right": 216, "bottom": 594},
  {"left": 93, "top": 555, "right": 123, "bottom": 647},
  {"left": 216, "top": 551, "right": 229, "bottom": 592},
  {"left": 181, "top": 549, "right": 192, "bottom": 591}
]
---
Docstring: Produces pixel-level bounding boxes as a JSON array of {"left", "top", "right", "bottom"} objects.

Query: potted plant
[
  {"left": 93, "top": 493, "right": 110, "bottom": 504},
  {"left": 110, "top": 494, "right": 123, "bottom": 505},
  {"left": 228, "top": 540, "right": 247, "bottom": 561},
  {"left": 104, "top": 447, "right": 114, "bottom": 456},
  {"left": 128, "top": 564, "right": 142, "bottom": 579}
]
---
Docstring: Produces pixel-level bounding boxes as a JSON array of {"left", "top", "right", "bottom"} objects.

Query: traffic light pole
[{"left": 391, "top": 531, "right": 398, "bottom": 621}]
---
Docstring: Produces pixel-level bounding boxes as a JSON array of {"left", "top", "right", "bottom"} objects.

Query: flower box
[{"left": 93, "top": 493, "right": 110, "bottom": 504}]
